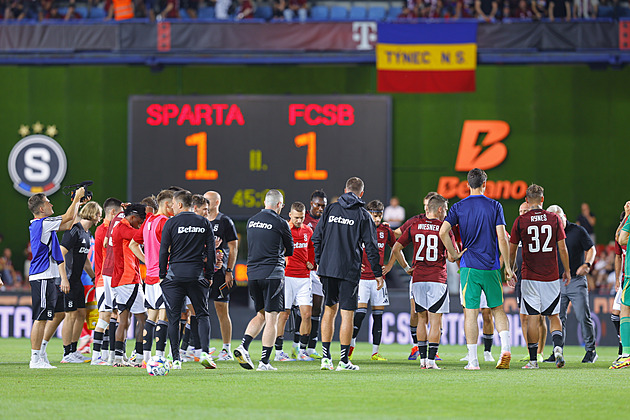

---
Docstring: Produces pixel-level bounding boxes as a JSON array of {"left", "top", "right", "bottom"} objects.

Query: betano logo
[{"left": 437, "top": 120, "right": 527, "bottom": 201}]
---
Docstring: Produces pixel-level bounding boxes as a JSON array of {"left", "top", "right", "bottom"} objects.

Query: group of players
[{"left": 24, "top": 168, "right": 630, "bottom": 371}]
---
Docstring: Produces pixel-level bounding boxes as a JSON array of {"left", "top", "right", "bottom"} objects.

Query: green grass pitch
[{"left": 1, "top": 338, "right": 629, "bottom": 419}]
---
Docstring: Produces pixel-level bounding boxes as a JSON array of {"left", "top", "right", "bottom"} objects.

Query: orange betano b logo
[{"left": 454, "top": 120, "right": 510, "bottom": 172}]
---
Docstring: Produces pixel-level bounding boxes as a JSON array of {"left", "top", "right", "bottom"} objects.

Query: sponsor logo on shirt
[
  {"left": 248, "top": 221, "right": 273, "bottom": 230},
  {"left": 78, "top": 247, "right": 90, "bottom": 254},
  {"left": 178, "top": 226, "right": 206, "bottom": 234},
  {"left": 295, "top": 242, "right": 309, "bottom": 249},
  {"left": 328, "top": 215, "right": 355, "bottom": 225}
]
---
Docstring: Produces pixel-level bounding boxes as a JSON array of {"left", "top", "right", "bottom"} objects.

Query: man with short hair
[
  {"left": 509, "top": 185, "right": 570, "bottom": 369},
  {"left": 391, "top": 194, "right": 456, "bottom": 369},
  {"left": 545, "top": 204, "right": 598, "bottom": 364},
  {"left": 439, "top": 168, "right": 514, "bottom": 370},
  {"left": 204, "top": 191, "right": 239, "bottom": 361},
  {"left": 129, "top": 190, "right": 174, "bottom": 366},
  {"left": 275, "top": 201, "right": 315, "bottom": 362},
  {"left": 27, "top": 187, "right": 85, "bottom": 368},
  {"left": 312, "top": 177, "right": 383, "bottom": 371},
  {"left": 160, "top": 190, "right": 217, "bottom": 370},
  {"left": 303, "top": 189, "right": 327, "bottom": 359},
  {"left": 234, "top": 189, "right": 293, "bottom": 371},
  {"left": 350, "top": 199, "right": 395, "bottom": 362}
]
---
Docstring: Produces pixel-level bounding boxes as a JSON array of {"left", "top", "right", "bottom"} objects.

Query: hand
[
  {"left": 405, "top": 266, "right": 414, "bottom": 276},
  {"left": 506, "top": 272, "right": 517, "bottom": 288},
  {"left": 74, "top": 187, "right": 85, "bottom": 202},
  {"left": 306, "top": 261, "right": 314, "bottom": 270},
  {"left": 504, "top": 266, "right": 514, "bottom": 285},
  {"left": 375, "top": 276, "right": 384, "bottom": 291},
  {"left": 562, "top": 271, "right": 571, "bottom": 286},
  {"left": 576, "top": 263, "right": 589, "bottom": 277},
  {"left": 225, "top": 271, "right": 234, "bottom": 288},
  {"left": 382, "top": 262, "right": 393, "bottom": 276},
  {"left": 60, "top": 278, "right": 70, "bottom": 294},
  {"left": 215, "top": 238, "right": 223, "bottom": 249},
  {"left": 451, "top": 248, "right": 467, "bottom": 262},
  {"left": 616, "top": 277, "right": 621, "bottom": 292},
  {"left": 360, "top": 263, "right": 366, "bottom": 273}
]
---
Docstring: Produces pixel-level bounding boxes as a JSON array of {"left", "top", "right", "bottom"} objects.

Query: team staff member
[
  {"left": 312, "top": 177, "right": 383, "bottom": 372},
  {"left": 234, "top": 189, "right": 293, "bottom": 372},
  {"left": 27, "top": 187, "right": 85, "bottom": 368},
  {"left": 545, "top": 205, "right": 598, "bottom": 364},
  {"left": 159, "top": 190, "right": 217, "bottom": 370},
  {"left": 204, "top": 191, "right": 239, "bottom": 362}
]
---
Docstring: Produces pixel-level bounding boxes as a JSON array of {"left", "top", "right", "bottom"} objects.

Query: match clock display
[{"left": 128, "top": 95, "right": 391, "bottom": 219}]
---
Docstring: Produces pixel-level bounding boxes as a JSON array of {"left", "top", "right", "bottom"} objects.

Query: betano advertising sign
[{"left": 437, "top": 120, "right": 527, "bottom": 201}]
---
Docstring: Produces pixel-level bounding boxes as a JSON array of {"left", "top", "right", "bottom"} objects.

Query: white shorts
[
  {"left": 412, "top": 282, "right": 449, "bottom": 314},
  {"left": 96, "top": 275, "right": 113, "bottom": 312},
  {"left": 310, "top": 270, "right": 323, "bottom": 296},
  {"left": 520, "top": 279, "right": 561, "bottom": 316},
  {"left": 613, "top": 283, "right": 623, "bottom": 312},
  {"left": 285, "top": 276, "right": 312, "bottom": 309},
  {"left": 409, "top": 277, "right": 413, "bottom": 300},
  {"left": 144, "top": 283, "right": 165, "bottom": 310},
  {"left": 112, "top": 283, "right": 146, "bottom": 314},
  {"left": 358, "top": 279, "right": 389, "bottom": 306},
  {"left": 460, "top": 284, "right": 489, "bottom": 309}
]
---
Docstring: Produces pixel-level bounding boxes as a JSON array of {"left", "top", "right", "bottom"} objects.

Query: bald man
[{"left": 204, "top": 191, "right": 239, "bottom": 361}]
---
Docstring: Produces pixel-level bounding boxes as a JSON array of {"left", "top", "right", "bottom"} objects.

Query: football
[{"left": 146, "top": 355, "right": 171, "bottom": 376}]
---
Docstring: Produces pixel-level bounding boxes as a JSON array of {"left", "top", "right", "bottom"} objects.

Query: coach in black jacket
[
  {"left": 312, "top": 177, "right": 382, "bottom": 371},
  {"left": 159, "top": 190, "right": 216, "bottom": 367},
  {"left": 234, "top": 189, "right": 294, "bottom": 371}
]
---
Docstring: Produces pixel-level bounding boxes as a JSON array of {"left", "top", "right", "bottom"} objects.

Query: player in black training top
[
  {"left": 234, "top": 189, "right": 294, "bottom": 372},
  {"left": 159, "top": 190, "right": 216, "bottom": 370},
  {"left": 204, "top": 191, "right": 239, "bottom": 361}
]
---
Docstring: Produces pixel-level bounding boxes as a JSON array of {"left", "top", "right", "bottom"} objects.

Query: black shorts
[
  {"left": 209, "top": 272, "right": 232, "bottom": 303},
  {"left": 64, "top": 279, "right": 86, "bottom": 312},
  {"left": 248, "top": 278, "right": 284, "bottom": 313},
  {"left": 321, "top": 276, "right": 358, "bottom": 311},
  {"left": 30, "top": 278, "right": 58, "bottom": 321}
]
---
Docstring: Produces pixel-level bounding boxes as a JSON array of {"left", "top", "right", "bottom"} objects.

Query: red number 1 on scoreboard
[
  {"left": 294, "top": 132, "right": 328, "bottom": 181},
  {"left": 185, "top": 132, "right": 218, "bottom": 180}
]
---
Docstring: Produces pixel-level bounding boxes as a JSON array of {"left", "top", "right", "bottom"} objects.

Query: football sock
[
  {"left": 134, "top": 335, "right": 143, "bottom": 355},
  {"left": 372, "top": 310, "right": 383, "bottom": 346},
  {"left": 612, "top": 314, "right": 622, "bottom": 355},
  {"left": 143, "top": 320, "right": 156, "bottom": 353},
  {"left": 418, "top": 341, "right": 428, "bottom": 359},
  {"left": 293, "top": 309, "right": 302, "bottom": 342},
  {"left": 410, "top": 326, "right": 418, "bottom": 346},
  {"left": 222, "top": 343, "right": 231, "bottom": 352},
  {"left": 620, "top": 317, "right": 630, "bottom": 355},
  {"left": 340, "top": 344, "right": 350, "bottom": 363},
  {"left": 41, "top": 340, "right": 48, "bottom": 354},
  {"left": 93, "top": 331, "right": 104, "bottom": 353},
  {"left": 322, "top": 342, "right": 331, "bottom": 360},
  {"left": 551, "top": 330, "right": 563, "bottom": 348},
  {"left": 115, "top": 340, "right": 125, "bottom": 358},
  {"left": 308, "top": 316, "right": 320, "bottom": 349},
  {"left": 275, "top": 336, "right": 284, "bottom": 351},
  {"left": 351, "top": 338, "right": 357, "bottom": 347},
  {"left": 353, "top": 307, "right": 367, "bottom": 339},
  {"left": 64, "top": 344, "right": 72, "bottom": 357},
  {"left": 293, "top": 332, "right": 300, "bottom": 346},
  {"left": 102, "top": 328, "right": 109, "bottom": 351},
  {"left": 71, "top": 342, "right": 78, "bottom": 353},
  {"left": 467, "top": 344, "right": 478, "bottom": 362},
  {"left": 299, "top": 334, "right": 309, "bottom": 350},
  {"left": 372, "top": 344, "right": 379, "bottom": 355},
  {"left": 261, "top": 346, "right": 272, "bottom": 364},
  {"left": 181, "top": 324, "right": 191, "bottom": 350},
  {"left": 499, "top": 330, "right": 511, "bottom": 353},
  {"left": 482, "top": 334, "right": 493, "bottom": 352},
  {"left": 242, "top": 334, "right": 254, "bottom": 351},
  {"left": 428, "top": 342, "right": 439, "bottom": 361},
  {"left": 31, "top": 349, "right": 40, "bottom": 363},
  {"left": 155, "top": 320, "right": 168, "bottom": 352},
  {"left": 528, "top": 343, "right": 538, "bottom": 361},
  {"left": 109, "top": 321, "right": 118, "bottom": 351}
]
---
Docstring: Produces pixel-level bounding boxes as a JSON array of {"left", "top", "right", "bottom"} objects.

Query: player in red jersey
[
  {"left": 302, "top": 189, "right": 327, "bottom": 359},
  {"left": 391, "top": 191, "right": 438, "bottom": 360},
  {"left": 390, "top": 194, "right": 459, "bottom": 369},
  {"left": 349, "top": 200, "right": 395, "bottom": 361},
  {"left": 110, "top": 204, "right": 147, "bottom": 367},
  {"left": 129, "top": 190, "right": 174, "bottom": 366},
  {"left": 509, "top": 184, "right": 570, "bottom": 369},
  {"left": 274, "top": 202, "right": 316, "bottom": 362}
]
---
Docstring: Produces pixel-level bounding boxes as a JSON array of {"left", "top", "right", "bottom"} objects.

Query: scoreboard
[{"left": 128, "top": 95, "right": 391, "bottom": 219}]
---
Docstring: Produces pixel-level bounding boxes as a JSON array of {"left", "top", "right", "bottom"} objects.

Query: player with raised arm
[
  {"left": 204, "top": 191, "right": 239, "bottom": 362},
  {"left": 275, "top": 202, "right": 316, "bottom": 362},
  {"left": 508, "top": 185, "right": 570, "bottom": 369},
  {"left": 128, "top": 190, "right": 174, "bottom": 366},
  {"left": 439, "top": 168, "right": 514, "bottom": 370},
  {"left": 350, "top": 200, "right": 395, "bottom": 362},
  {"left": 390, "top": 195, "right": 456, "bottom": 369},
  {"left": 302, "top": 189, "right": 327, "bottom": 359}
]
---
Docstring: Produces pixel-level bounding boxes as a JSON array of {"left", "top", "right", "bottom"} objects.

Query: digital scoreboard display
[{"left": 128, "top": 95, "right": 391, "bottom": 219}]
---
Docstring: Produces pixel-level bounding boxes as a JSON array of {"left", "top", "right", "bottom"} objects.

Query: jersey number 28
[{"left": 415, "top": 234, "right": 439, "bottom": 262}]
